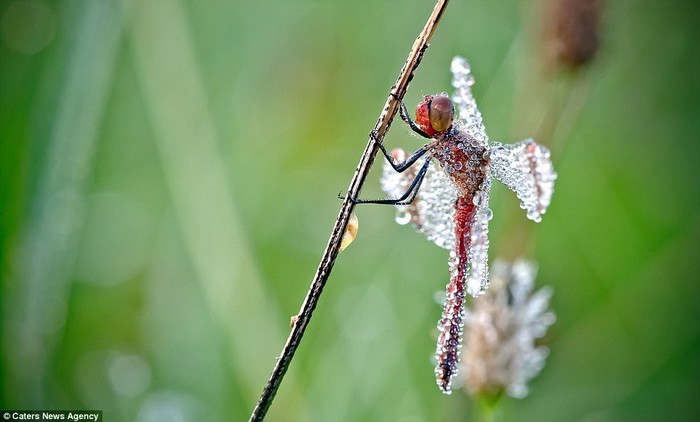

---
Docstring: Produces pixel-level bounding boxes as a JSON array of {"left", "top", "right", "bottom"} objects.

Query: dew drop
[
  {"left": 339, "top": 212, "right": 359, "bottom": 252},
  {"left": 526, "top": 209, "right": 542, "bottom": 222},
  {"left": 395, "top": 210, "right": 411, "bottom": 225}
]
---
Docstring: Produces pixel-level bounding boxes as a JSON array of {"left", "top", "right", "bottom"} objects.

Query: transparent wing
[
  {"left": 488, "top": 139, "right": 557, "bottom": 222},
  {"left": 380, "top": 149, "right": 457, "bottom": 250},
  {"left": 451, "top": 57, "right": 489, "bottom": 148},
  {"left": 465, "top": 176, "right": 493, "bottom": 297},
  {"left": 452, "top": 56, "right": 556, "bottom": 222}
]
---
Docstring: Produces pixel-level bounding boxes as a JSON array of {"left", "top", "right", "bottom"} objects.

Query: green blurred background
[{"left": 1, "top": 0, "right": 698, "bottom": 421}]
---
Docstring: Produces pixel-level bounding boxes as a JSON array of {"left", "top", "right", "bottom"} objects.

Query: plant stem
[
  {"left": 248, "top": 1, "right": 450, "bottom": 420},
  {"left": 475, "top": 393, "right": 502, "bottom": 422}
]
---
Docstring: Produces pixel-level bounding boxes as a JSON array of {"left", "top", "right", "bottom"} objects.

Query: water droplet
[
  {"left": 339, "top": 212, "right": 359, "bottom": 252},
  {"left": 395, "top": 211, "right": 411, "bottom": 225},
  {"left": 526, "top": 209, "right": 541, "bottom": 222}
]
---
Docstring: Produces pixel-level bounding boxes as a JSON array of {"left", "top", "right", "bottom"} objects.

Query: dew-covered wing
[
  {"left": 451, "top": 56, "right": 489, "bottom": 148},
  {"left": 487, "top": 139, "right": 556, "bottom": 222},
  {"left": 464, "top": 176, "right": 493, "bottom": 297},
  {"left": 380, "top": 149, "right": 457, "bottom": 250}
]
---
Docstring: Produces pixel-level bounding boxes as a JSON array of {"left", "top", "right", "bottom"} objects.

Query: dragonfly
[{"left": 350, "top": 57, "right": 556, "bottom": 393}]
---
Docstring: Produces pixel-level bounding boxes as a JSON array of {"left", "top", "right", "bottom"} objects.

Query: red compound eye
[
  {"left": 415, "top": 94, "right": 454, "bottom": 137},
  {"left": 428, "top": 95, "right": 454, "bottom": 132}
]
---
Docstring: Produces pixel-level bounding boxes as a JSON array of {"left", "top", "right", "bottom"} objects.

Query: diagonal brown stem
[{"left": 249, "top": 1, "right": 450, "bottom": 420}]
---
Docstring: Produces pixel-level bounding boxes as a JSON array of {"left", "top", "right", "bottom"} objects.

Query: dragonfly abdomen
[{"left": 435, "top": 196, "right": 476, "bottom": 393}]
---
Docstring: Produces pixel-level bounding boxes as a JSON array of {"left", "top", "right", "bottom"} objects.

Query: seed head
[
  {"left": 544, "top": 0, "right": 602, "bottom": 69},
  {"left": 461, "top": 259, "right": 555, "bottom": 399}
]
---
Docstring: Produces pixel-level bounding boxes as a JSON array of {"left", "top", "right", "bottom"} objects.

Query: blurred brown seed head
[{"left": 544, "top": 0, "right": 602, "bottom": 69}]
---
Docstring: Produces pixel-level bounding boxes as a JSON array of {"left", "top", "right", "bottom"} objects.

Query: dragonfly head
[{"left": 415, "top": 93, "right": 454, "bottom": 137}]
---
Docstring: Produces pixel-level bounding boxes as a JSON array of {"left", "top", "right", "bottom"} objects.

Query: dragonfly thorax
[{"left": 431, "top": 130, "right": 489, "bottom": 198}]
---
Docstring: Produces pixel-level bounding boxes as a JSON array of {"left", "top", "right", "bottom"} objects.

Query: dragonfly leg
[
  {"left": 371, "top": 130, "right": 429, "bottom": 172},
  {"left": 342, "top": 157, "right": 431, "bottom": 205}
]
